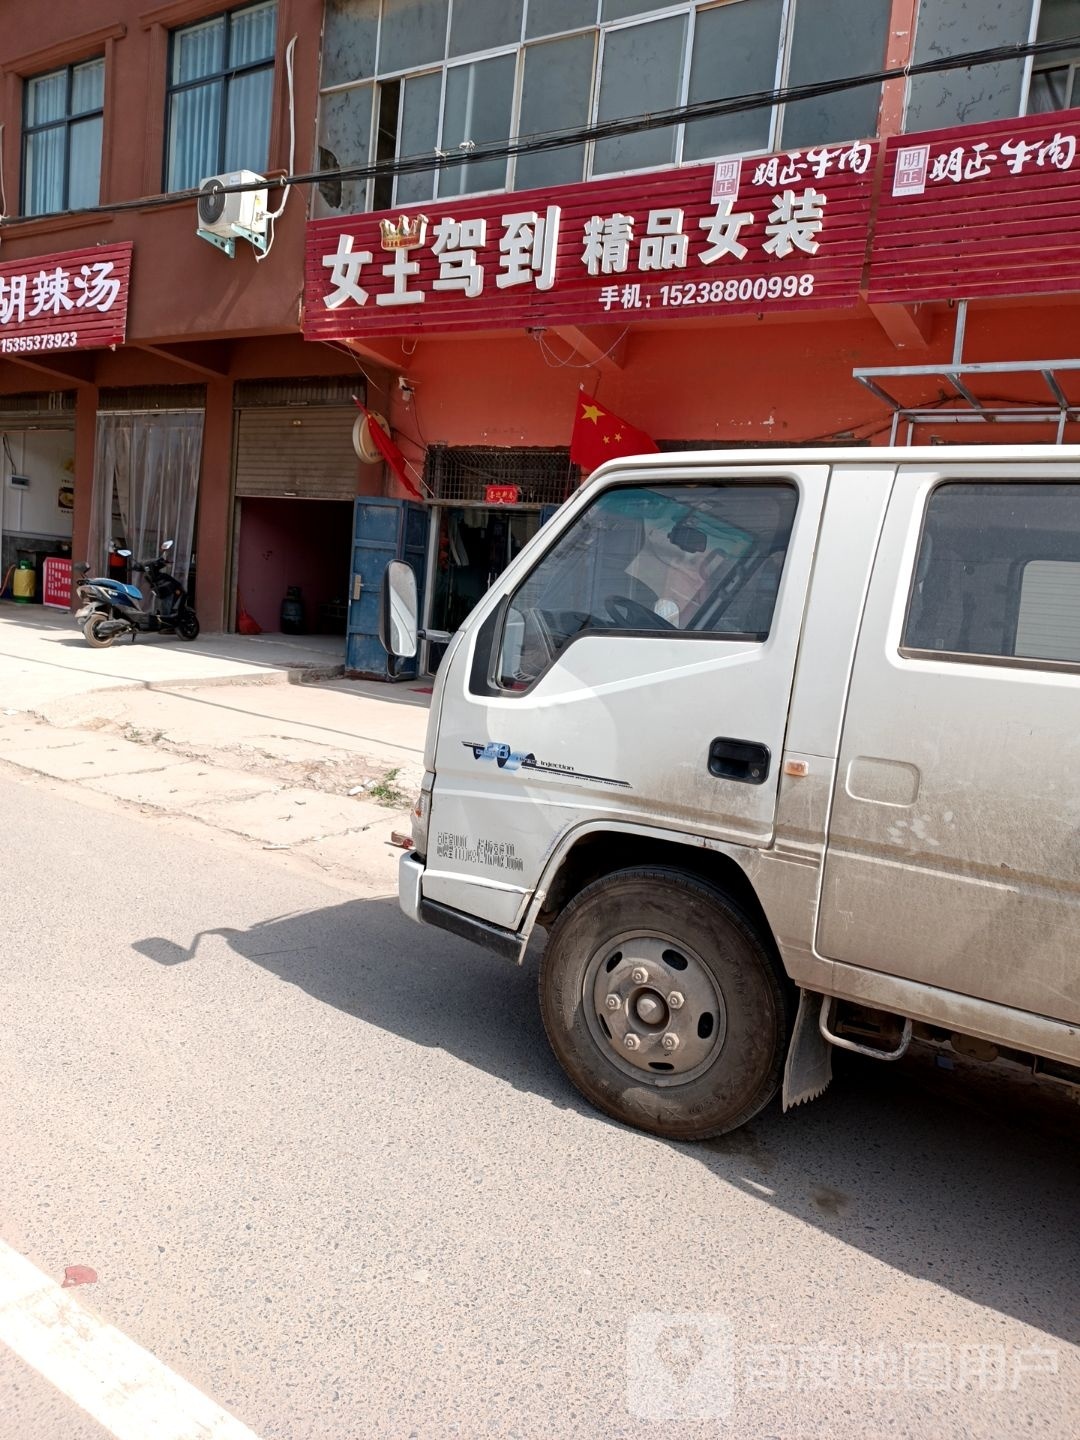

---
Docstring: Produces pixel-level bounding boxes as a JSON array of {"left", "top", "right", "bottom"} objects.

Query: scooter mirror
[
  {"left": 380, "top": 560, "right": 419, "bottom": 659},
  {"left": 162, "top": 540, "right": 174, "bottom": 551}
]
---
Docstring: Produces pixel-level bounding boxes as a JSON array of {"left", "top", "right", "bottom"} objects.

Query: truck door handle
[{"left": 708, "top": 737, "right": 771, "bottom": 785}]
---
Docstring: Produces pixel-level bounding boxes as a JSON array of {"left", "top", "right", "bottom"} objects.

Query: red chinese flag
[
  {"left": 354, "top": 398, "right": 423, "bottom": 500},
  {"left": 569, "top": 393, "right": 659, "bottom": 473}
]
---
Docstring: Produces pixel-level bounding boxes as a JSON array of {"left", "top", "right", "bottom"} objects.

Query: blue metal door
[{"left": 346, "top": 497, "right": 428, "bottom": 680}]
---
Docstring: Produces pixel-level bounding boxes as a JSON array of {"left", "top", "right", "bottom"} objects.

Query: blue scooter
[{"left": 74, "top": 540, "right": 200, "bottom": 648}]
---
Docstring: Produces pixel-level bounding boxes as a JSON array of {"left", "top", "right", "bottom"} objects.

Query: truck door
[
  {"left": 422, "top": 465, "right": 829, "bottom": 929},
  {"left": 818, "top": 464, "right": 1080, "bottom": 1026}
]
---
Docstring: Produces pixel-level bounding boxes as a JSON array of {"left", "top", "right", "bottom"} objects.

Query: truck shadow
[{"left": 135, "top": 895, "right": 1080, "bottom": 1346}]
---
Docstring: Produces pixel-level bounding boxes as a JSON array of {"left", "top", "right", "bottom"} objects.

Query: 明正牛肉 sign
[
  {"left": 870, "top": 111, "right": 1080, "bottom": 303},
  {"left": 303, "top": 142, "right": 878, "bottom": 339},
  {"left": 0, "top": 242, "right": 133, "bottom": 355}
]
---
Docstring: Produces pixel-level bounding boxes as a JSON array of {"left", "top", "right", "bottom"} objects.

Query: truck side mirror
[{"left": 380, "top": 560, "right": 419, "bottom": 658}]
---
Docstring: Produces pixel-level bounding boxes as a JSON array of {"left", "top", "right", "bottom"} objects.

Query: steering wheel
[{"left": 605, "top": 593, "right": 677, "bottom": 631}]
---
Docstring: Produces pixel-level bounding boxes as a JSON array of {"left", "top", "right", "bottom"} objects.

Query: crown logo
[{"left": 379, "top": 214, "right": 429, "bottom": 251}]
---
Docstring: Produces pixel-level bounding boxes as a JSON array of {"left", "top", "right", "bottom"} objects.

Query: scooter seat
[{"left": 86, "top": 579, "right": 143, "bottom": 602}]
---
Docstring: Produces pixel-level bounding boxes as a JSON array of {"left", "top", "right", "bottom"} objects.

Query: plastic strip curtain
[{"left": 88, "top": 411, "right": 204, "bottom": 597}]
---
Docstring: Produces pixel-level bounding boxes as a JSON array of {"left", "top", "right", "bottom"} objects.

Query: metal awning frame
[{"left": 854, "top": 301, "right": 1080, "bottom": 444}]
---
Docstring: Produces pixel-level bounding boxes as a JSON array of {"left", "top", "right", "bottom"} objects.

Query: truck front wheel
[{"left": 538, "top": 867, "right": 789, "bottom": 1140}]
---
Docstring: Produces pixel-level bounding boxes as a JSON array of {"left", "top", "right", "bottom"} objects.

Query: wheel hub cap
[{"left": 586, "top": 934, "right": 727, "bottom": 1084}]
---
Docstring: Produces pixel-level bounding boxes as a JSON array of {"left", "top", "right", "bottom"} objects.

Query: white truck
[{"left": 381, "top": 448, "right": 1080, "bottom": 1139}]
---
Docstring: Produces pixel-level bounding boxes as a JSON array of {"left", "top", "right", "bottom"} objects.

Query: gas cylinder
[
  {"left": 280, "top": 585, "right": 305, "bottom": 634},
  {"left": 12, "top": 559, "right": 35, "bottom": 604}
]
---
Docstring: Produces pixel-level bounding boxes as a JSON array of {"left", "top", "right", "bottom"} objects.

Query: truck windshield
[{"left": 497, "top": 481, "right": 798, "bottom": 690}]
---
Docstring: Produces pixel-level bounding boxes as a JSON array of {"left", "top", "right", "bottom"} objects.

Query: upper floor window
[
  {"left": 23, "top": 58, "right": 104, "bottom": 216},
  {"left": 906, "top": 0, "right": 1080, "bottom": 131},
  {"left": 1028, "top": 0, "right": 1080, "bottom": 111},
  {"left": 166, "top": 0, "right": 278, "bottom": 191},
  {"left": 316, "top": 0, "right": 891, "bottom": 217}
]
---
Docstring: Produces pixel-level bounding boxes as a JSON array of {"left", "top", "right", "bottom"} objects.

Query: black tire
[
  {"left": 177, "top": 608, "right": 200, "bottom": 641},
  {"left": 83, "top": 614, "right": 116, "bottom": 649},
  {"left": 538, "top": 867, "right": 790, "bottom": 1140}
]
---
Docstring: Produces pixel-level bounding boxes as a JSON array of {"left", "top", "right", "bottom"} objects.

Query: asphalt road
[{"left": 1, "top": 773, "right": 1077, "bottom": 1440}]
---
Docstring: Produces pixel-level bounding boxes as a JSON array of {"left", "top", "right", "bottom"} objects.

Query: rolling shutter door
[{"left": 234, "top": 406, "right": 360, "bottom": 500}]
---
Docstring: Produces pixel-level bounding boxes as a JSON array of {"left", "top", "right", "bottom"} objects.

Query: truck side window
[
  {"left": 495, "top": 481, "right": 798, "bottom": 691},
  {"left": 903, "top": 482, "right": 1080, "bottom": 666}
]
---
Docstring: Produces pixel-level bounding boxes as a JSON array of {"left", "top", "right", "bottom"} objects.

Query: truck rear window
[{"left": 903, "top": 482, "right": 1080, "bottom": 666}]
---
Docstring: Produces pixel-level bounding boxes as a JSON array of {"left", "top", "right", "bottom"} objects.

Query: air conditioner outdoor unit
[{"left": 196, "top": 171, "right": 268, "bottom": 258}]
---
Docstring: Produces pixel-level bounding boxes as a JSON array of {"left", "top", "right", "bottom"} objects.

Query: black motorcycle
[{"left": 74, "top": 540, "right": 200, "bottom": 648}]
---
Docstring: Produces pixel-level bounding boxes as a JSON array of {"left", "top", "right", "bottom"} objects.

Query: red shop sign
[
  {"left": 0, "top": 241, "right": 133, "bottom": 357},
  {"left": 42, "top": 556, "right": 73, "bottom": 609},
  {"left": 869, "top": 108, "right": 1080, "bottom": 303},
  {"left": 304, "top": 141, "right": 877, "bottom": 340},
  {"left": 484, "top": 484, "right": 520, "bottom": 505}
]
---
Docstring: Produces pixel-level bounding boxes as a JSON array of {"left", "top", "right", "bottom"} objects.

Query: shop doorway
[
  {"left": 88, "top": 406, "right": 204, "bottom": 598},
  {"left": 419, "top": 446, "right": 579, "bottom": 674},
  {"left": 235, "top": 497, "right": 352, "bottom": 640},
  {"left": 0, "top": 396, "right": 76, "bottom": 601},
  {"left": 424, "top": 506, "right": 542, "bottom": 672}
]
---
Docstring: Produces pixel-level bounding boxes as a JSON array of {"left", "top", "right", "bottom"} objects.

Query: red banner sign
[
  {"left": 869, "top": 108, "right": 1080, "bottom": 303},
  {"left": 42, "top": 556, "right": 72, "bottom": 609},
  {"left": 304, "top": 141, "right": 877, "bottom": 339},
  {"left": 484, "top": 484, "right": 520, "bottom": 505},
  {"left": 0, "top": 242, "right": 133, "bottom": 357}
]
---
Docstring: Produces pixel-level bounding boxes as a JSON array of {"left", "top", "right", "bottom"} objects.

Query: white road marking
[{"left": 0, "top": 1241, "right": 264, "bottom": 1440}]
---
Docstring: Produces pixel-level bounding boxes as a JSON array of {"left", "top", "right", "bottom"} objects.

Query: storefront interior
[{"left": 235, "top": 497, "right": 353, "bottom": 638}]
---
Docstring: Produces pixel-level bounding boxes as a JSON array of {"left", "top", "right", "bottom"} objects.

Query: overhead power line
[{"left": 3, "top": 30, "right": 1077, "bottom": 225}]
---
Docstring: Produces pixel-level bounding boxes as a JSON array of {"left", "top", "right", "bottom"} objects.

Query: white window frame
[{"left": 318, "top": 0, "right": 833, "bottom": 209}]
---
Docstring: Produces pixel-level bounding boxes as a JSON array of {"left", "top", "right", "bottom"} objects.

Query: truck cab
[{"left": 383, "top": 448, "right": 1080, "bottom": 1139}]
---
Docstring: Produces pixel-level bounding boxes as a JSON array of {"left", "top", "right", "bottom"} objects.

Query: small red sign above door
[{"left": 485, "top": 484, "right": 520, "bottom": 506}]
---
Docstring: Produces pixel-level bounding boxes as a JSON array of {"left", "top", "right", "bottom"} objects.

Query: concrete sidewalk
[
  {"left": 0, "top": 606, "right": 432, "bottom": 894},
  {"left": 0, "top": 601, "right": 347, "bottom": 708}
]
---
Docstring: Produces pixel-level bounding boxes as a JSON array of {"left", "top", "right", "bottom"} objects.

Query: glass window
[
  {"left": 321, "top": 0, "right": 380, "bottom": 87},
  {"left": 905, "top": 0, "right": 1034, "bottom": 132},
  {"left": 166, "top": 0, "right": 277, "bottom": 191},
  {"left": 683, "top": 0, "right": 782, "bottom": 162},
  {"left": 601, "top": 0, "right": 672, "bottom": 19},
  {"left": 1027, "top": 0, "right": 1080, "bottom": 113},
  {"left": 515, "top": 33, "right": 593, "bottom": 190},
  {"left": 395, "top": 70, "right": 441, "bottom": 203},
  {"left": 781, "top": 0, "right": 890, "bottom": 148},
  {"left": 903, "top": 483, "right": 1080, "bottom": 665},
  {"left": 496, "top": 482, "right": 798, "bottom": 690},
  {"left": 22, "top": 58, "right": 105, "bottom": 216},
  {"left": 439, "top": 54, "right": 517, "bottom": 197},
  {"left": 315, "top": 84, "right": 373, "bottom": 215},
  {"left": 525, "top": 0, "right": 597, "bottom": 39},
  {"left": 379, "top": 0, "right": 449, "bottom": 74},
  {"left": 1028, "top": 63, "right": 1078, "bottom": 110},
  {"left": 450, "top": 0, "right": 524, "bottom": 57},
  {"left": 593, "top": 14, "right": 687, "bottom": 175}
]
